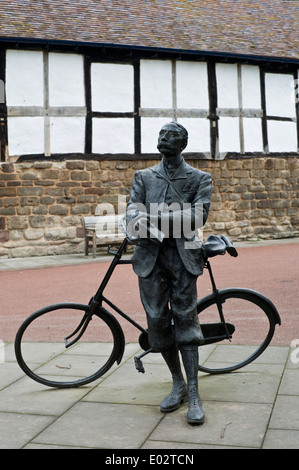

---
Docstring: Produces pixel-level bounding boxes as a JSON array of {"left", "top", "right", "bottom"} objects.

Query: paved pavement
[{"left": 0, "top": 237, "right": 299, "bottom": 451}]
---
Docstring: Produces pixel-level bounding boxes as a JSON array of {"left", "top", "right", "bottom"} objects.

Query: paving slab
[
  {"left": 32, "top": 402, "right": 163, "bottom": 449},
  {"left": 0, "top": 341, "right": 298, "bottom": 449},
  {"left": 0, "top": 412, "right": 54, "bottom": 449},
  {"left": 262, "top": 429, "right": 299, "bottom": 449}
]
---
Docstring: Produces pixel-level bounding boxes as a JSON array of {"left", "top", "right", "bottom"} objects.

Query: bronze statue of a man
[{"left": 126, "top": 122, "right": 212, "bottom": 425}]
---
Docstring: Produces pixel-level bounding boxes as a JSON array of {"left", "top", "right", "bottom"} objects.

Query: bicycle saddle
[{"left": 202, "top": 234, "right": 238, "bottom": 259}]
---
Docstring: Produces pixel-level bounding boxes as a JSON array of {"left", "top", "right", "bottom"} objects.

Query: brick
[
  {"left": 49, "top": 205, "right": 69, "bottom": 216},
  {"left": 226, "top": 160, "right": 243, "bottom": 170},
  {"left": 17, "top": 187, "right": 44, "bottom": 196},
  {"left": 0, "top": 230, "right": 9, "bottom": 242},
  {"left": 76, "top": 226, "right": 85, "bottom": 238},
  {"left": 0, "top": 207, "right": 16, "bottom": 215},
  {"left": 24, "top": 229, "right": 44, "bottom": 240},
  {"left": 66, "top": 161, "right": 85, "bottom": 170},
  {"left": 42, "top": 169, "right": 60, "bottom": 179},
  {"left": 0, "top": 187, "right": 17, "bottom": 197},
  {"left": 86, "top": 161, "right": 100, "bottom": 170},
  {"left": 4, "top": 197, "right": 19, "bottom": 207},
  {"left": 20, "top": 170, "right": 41, "bottom": 180},
  {"left": 40, "top": 196, "right": 55, "bottom": 205},
  {"left": 0, "top": 163, "right": 15, "bottom": 173},
  {"left": 20, "top": 196, "right": 40, "bottom": 206},
  {"left": 7, "top": 216, "right": 28, "bottom": 230},
  {"left": 33, "top": 162, "right": 53, "bottom": 169},
  {"left": 45, "top": 188, "right": 64, "bottom": 196},
  {"left": 84, "top": 188, "right": 105, "bottom": 195},
  {"left": 70, "top": 171, "right": 90, "bottom": 181},
  {"left": 29, "top": 215, "right": 46, "bottom": 228},
  {"left": 44, "top": 228, "right": 67, "bottom": 240},
  {"left": 0, "top": 172, "right": 17, "bottom": 180},
  {"left": 71, "top": 204, "right": 90, "bottom": 215}
]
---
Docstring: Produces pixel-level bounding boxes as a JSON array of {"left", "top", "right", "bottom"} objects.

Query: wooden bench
[{"left": 82, "top": 214, "right": 126, "bottom": 258}]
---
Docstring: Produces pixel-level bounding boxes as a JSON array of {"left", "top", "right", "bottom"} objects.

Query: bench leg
[
  {"left": 92, "top": 232, "right": 97, "bottom": 258},
  {"left": 84, "top": 234, "right": 89, "bottom": 256}
]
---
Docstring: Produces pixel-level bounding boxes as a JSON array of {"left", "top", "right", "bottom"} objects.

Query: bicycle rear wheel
[
  {"left": 197, "top": 288, "right": 280, "bottom": 374},
  {"left": 15, "top": 303, "right": 124, "bottom": 388}
]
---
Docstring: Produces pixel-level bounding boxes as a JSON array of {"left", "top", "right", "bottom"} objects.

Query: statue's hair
[{"left": 169, "top": 121, "right": 188, "bottom": 146}]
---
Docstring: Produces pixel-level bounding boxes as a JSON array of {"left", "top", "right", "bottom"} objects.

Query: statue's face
[{"left": 157, "top": 123, "right": 185, "bottom": 158}]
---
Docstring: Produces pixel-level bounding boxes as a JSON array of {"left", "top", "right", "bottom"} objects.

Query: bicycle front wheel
[
  {"left": 15, "top": 303, "right": 124, "bottom": 388},
  {"left": 197, "top": 288, "right": 280, "bottom": 374}
]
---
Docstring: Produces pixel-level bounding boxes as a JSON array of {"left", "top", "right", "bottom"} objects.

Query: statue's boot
[
  {"left": 160, "top": 344, "right": 188, "bottom": 413},
  {"left": 181, "top": 345, "right": 205, "bottom": 425}
]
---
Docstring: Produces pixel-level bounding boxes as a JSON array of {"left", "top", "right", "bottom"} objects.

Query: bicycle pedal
[{"left": 134, "top": 356, "right": 145, "bottom": 373}]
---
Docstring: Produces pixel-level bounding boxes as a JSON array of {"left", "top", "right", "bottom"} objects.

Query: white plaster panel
[
  {"left": 91, "top": 63, "right": 134, "bottom": 112},
  {"left": 8, "top": 116, "right": 44, "bottom": 155},
  {"left": 49, "top": 53, "right": 85, "bottom": 107},
  {"left": 178, "top": 118, "right": 210, "bottom": 152},
  {"left": 92, "top": 118, "right": 134, "bottom": 153},
  {"left": 140, "top": 60, "right": 172, "bottom": 108},
  {"left": 267, "top": 120, "right": 297, "bottom": 152},
  {"left": 218, "top": 117, "right": 240, "bottom": 152},
  {"left": 176, "top": 62, "right": 209, "bottom": 109},
  {"left": 6, "top": 50, "right": 44, "bottom": 106},
  {"left": 265, "top": 73, "right": 296, "bottom": 117},
  {"left": 243, "top": 118, "right": 263, "bottom": 152},
  {"left": 50, "top": 117, "right": 85, "bottom": 153},
  {"left": 141, "top": 117, "right": 170, "bottom": 153},
  {"left": 216, "top": 64, "right": 239, "bottom": 109},
  {"left": 241, "top": 65, "right": 261, "bottom": 109}
]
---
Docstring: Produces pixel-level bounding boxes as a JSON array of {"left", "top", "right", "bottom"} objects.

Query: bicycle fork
[{"left": 64, "top": 298, "right": 100, "bottom": 348}]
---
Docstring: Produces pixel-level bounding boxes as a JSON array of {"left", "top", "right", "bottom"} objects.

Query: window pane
[
  {"left": 49, "top": 53, "right": 85, "bottom": 107},
  {"left": 92, "top": 118, "right": 134, "bottom": 153},
  {"left": 243, "top": 118, "right": 263, "bottom": 152},
  {"left": 216, "top": 64, "right": 239, "bottom": 108},
  {"left": 241, "top": 65, "right": 261, "bottom": 109},
  {"left": 265, "top": 73, "right": 296, "bottom": 117},
  {"left": 176, "top": 62, "right": 209, "bottom": 109},
  {"left": 267, "top": 121, "right": 297, "bottom": 152},
  {"left": 140, "top": 60, "right": 172, "bottom": 108},
  {"left": 8, "top": 117, "right": 44, "bottom": 155},
  {"left": 218, "top": 117, "right": 240, "bottom": 152},
  {"left": 91, "top": 63, "right": 134, "bottom": 112},
  {"left": 50, "top": 117, "right": 85, "bottom": 153},
  {"left": 6, "top": 50, "right": 44, "bottom": 106},
  {"left": 178, "top": 118, "right": 210, "bottom": 152}
]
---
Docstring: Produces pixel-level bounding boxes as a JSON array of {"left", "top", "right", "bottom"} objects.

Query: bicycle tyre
[
  {"left": 197, "top": 288, "right": 280, "bottom": 374},
  {"left": 14, "top": 303, "right": 125, "bottom": 388}
]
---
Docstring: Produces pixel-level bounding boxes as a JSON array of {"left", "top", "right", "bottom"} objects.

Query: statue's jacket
[{"left": 126, "top": 158, "right": 212, "bottom": 278}]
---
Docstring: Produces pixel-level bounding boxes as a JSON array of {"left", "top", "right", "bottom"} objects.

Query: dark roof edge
[{"left": 0, "top": 35, "right": 298, "bottom": 65}]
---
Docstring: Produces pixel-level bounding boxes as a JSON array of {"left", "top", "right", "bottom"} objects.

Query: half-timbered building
[{"left": 0, "top": 0, "right": 298, "bottom": 257}]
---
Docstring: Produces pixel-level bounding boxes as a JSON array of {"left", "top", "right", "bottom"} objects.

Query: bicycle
[{"left": 14, "top": 235, "right": 281, "bottom": 389}]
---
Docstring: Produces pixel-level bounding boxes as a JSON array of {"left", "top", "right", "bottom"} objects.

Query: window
[
  {"left": 264, "top": 72, "right": 297, "bottom": 152},
  {"left": 139, "top": 60, "right": 210, "bottom": 153},
  {"left": 91, "top": 63, "right": 135, "bottom": 154},
  {"left": 6, "top": 50, "right": 86, "bottom": 156},
  {"left": 216, "top": 63, "right": 263, "bottom": 154}
]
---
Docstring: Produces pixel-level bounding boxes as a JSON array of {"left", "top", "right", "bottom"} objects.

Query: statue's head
[{"left": 157, "top": 122, "right": 188, "bottom": 158}]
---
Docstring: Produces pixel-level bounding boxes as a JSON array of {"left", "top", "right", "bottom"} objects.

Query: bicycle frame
[
  {"left": 64, "top": 238, "right": 148, "bottom": 349},
  {"left": 64, "top": 237, "right": 233, "bottom": 353}
]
